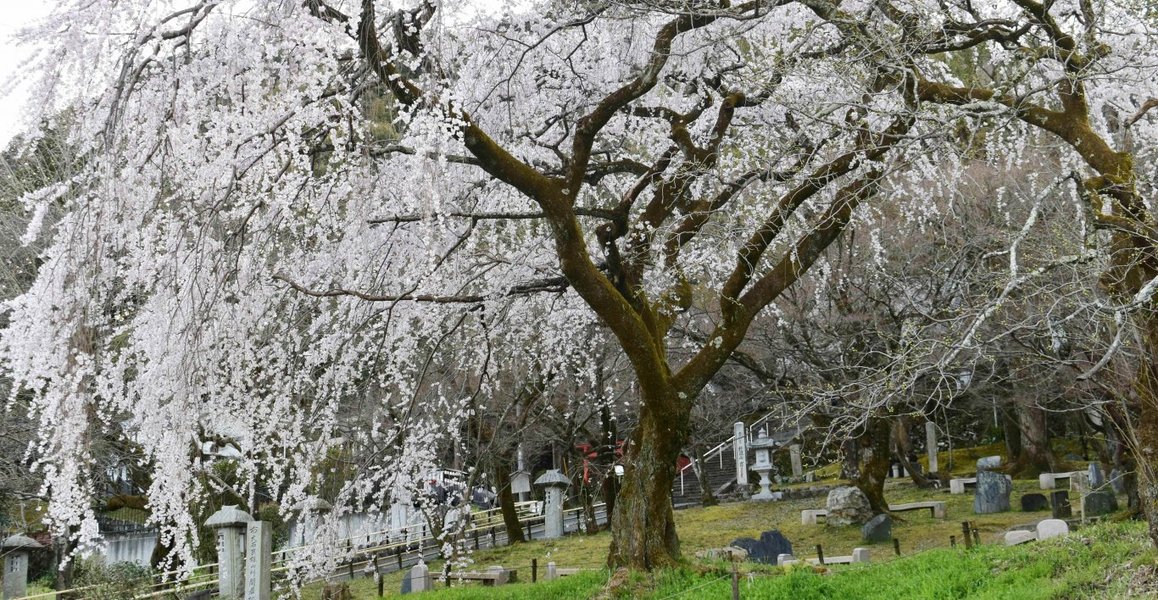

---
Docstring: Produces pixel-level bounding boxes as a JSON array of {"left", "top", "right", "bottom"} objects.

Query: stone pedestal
[
  {"left": 2, "top": 535, "right": 44, "bottom": 600},
  {"left": 245, "top": 521, "right": 272, "bottom": 600},
  {"left": 206, "top": 505, "right": 255, "bottom": 599},
  {"left": 789, "top": 444, "right": 803, "bottom": 479},
  {"left": 534, "top": 470, "right": 572, "bottom": 539},
  {"left": 733, "top": 422, "right": 748, "bottom": 488},
  {"left": 925, "top": 421, "right": 938, "bottom": 474}
]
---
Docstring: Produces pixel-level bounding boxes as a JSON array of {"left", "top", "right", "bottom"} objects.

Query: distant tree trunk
[
  {"left": 856, "top": 416, "right": 891, "bottom": 514},
  {"left": 691, "top": 442, "right": 717, "bottom": 507},
  {"left": 1001, "top": 403, "right": 1022, "bottom": 462},
  {"left": 599, "top": 404, "right": 619, "bottom": 520},
  {"left": 608, "top": 391, "right": 688, "bottom": 570},
  {"left": 1011, "top": 397, "right": 1057, "bottom": 475},
  {"left": 892, "top": 418, "right": 930, "bottom": 488},
  {"left": 495, "top": 454, "right": 525, "bottom": 544},
  {"left": 1103, "top": 401, "right": 1141, "bottom": 516}
]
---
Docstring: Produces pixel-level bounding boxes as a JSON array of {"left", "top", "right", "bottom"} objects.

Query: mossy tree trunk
[{"left": 856, "top": 416, "right": 892, "bottom": 514}]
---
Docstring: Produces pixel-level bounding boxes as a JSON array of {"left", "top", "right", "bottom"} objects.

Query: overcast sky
[{"left": 0, "top": 2, "right": 50, "bottom": 147}]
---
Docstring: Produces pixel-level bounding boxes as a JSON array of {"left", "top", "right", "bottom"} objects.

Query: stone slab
[
  {"left": 1004, "top": 530, "right": 1036, "bottom": 546},
  {"left": 1036, "top": 519, "right": 1069, "bottom": 540}
]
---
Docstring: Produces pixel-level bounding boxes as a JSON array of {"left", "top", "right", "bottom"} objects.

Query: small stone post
[
  {"left": 926, "top": 421, "right": 938, "bottom": 474},
  {"left": 534, "top": 470, "right": 572, "bottom": 539},
  {"left": 2, "top": 534, "right": 44, "bottom": 600},
  {"left": 789, "top": 444, "right": 803, "bottom": 479},
  {"left": 245, "top": 521, "right": 272, "bottom": 600},
  {"left": 546, "top": 561, "right": 558, "bottom": 581},
  {"left": 733, "top": 422, "right": 748, "bottom": 488},
  {"left": 206, "top": 505, "right": 255, "bottom": 599}
]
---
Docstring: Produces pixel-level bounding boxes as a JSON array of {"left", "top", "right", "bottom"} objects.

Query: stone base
[{"left": 751, "top": 491, "right": 784, "bottom": 502}]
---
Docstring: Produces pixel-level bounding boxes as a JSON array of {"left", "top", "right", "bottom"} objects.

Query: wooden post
[
  {"left": 396, "top": 549, "right": 403, "bottom": 570},
  {"left": 971, "top": 527, "right": 980, "bottom": 546},
  {"left": 374, "top": 556, "right": 383, "bottom": 598},
  {"left": 474, "top": 529, "right": 480, "bottom": 550},
  {"left": 961, "top": 522, "right": 973, "bottom": 549},
  {"left": 491, "top": 527, "right": 496, "bottom": 545},
  {"left": 893, "top": 538, "right": 901, "bottom": 556},
  {"left": 816, "top": 544, "right": 825, "bottom": 565},
  {"left": 731, "top": 559, "right": 740, "bottom": 600},
  {"left": 532, "top": 558, "right": 538, "bottom": 583},
  {"left": 950, "top": 535, "right": 956, "bottom": 547}
]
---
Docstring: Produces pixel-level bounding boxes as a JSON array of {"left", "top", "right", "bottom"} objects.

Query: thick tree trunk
[
  {"left": 1011, "top": 397, "right": 1058, "bottom": 475},
  {"left": 856, "top": 417, "right": 891, "bottom": 514},
  {"left": 608, "top": 397, "right": 688, "bottom": 570},
  {"left": 495, "top": 454, "right": 525, "bottom": 544}
]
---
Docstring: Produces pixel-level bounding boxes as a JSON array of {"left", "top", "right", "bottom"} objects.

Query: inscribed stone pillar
[
  {"left": 534, "top": 470, "right": 572, "bottom": 539},
  {"left": 2, "top": 535, "right": 43, "bottom": 600},
  {"left": 245, "top": 521, "right": 272, "bottom": 600},
  {"left": 925, "top": 421, "right": 938, "bottom": 474},
  {"left": 734, "top": 422, "right": 748, "bottom": 487},
  {"left": 789, "top": 444, "right": 803, "bottom": 479},
  {"left": 205, "top": 505, "right": 254, "bottom": 599}
]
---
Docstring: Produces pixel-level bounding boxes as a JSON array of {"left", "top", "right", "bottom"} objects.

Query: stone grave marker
[
  {"left": 861, "top": 514, "right": 892, "bottom": 543},
  {"left": 1036, "top": 519, "right": 1069, "bottom": 540},
  {"left": 1083, "top": 491, "right": 1118, "bottom": 517},
  {"left": 1110, "top": 468, "right": 1127, "bottom": 495},
  {"left": 1020, "top": 493, "right": 1049, "bottom": 512},
  {"left": 409, "top": 561, "right": 432, "bottom": 593},
  {"left": 1088, "top": 463, "right": 1106, "bottom": 488},
  {"left": 973, "top": 470, "right": 1012, "bottom": 514},
  {"left": 926, "top": 421, "right": 938, "bottom": 474},
  {"left": 1050, "top": 491, "right": 1072, "bottom": 518},
  {"left": 729, "top": 530, "right": 793, "bottom": 565}
]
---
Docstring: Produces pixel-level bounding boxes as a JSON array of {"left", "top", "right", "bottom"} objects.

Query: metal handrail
[{"left": 679, "top": 409, "right": 784, "bottom": 476}]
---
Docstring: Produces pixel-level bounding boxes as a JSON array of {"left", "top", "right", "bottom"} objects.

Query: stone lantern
[
  {"left": 534, "top": 469, "right": 572, "bottom": 539},
  {"left": 205, "top": 505, "right": 254, "bottom": 599},
  {"left": 2, "top": 534, "right": 44, "bottom": 600},
  {"left": 749, "top": 429, "right": 780, "bottom": 501},
  {"left": 288, "top": 497, "right": 332, "bottom": 547}
]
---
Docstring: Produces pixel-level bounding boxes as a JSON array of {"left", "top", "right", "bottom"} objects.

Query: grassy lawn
[{"left": 295, "top": 476, "right": 1137, "bottom": 599}]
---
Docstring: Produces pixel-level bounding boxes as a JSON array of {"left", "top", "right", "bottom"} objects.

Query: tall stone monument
[
  {"left": 789, "top": 444, "right": 803, "bottom": 479},
  {"left": 245, "top": 521, "right": 273, "bottom": 600},
  {"left": 733, "top": 422, "right": 748, "bottom": 488},
  {"left": 534, "top": 469, "right": 572, "bottom": 539},
  {"left": 205, "top": 505, "right": 255, "bottom": 599}
]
